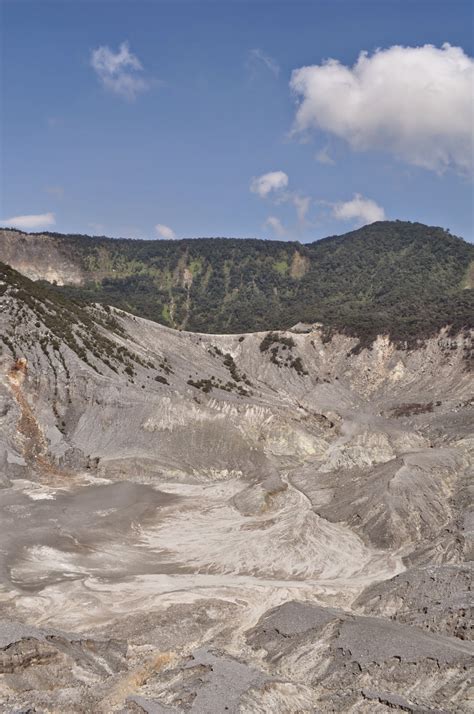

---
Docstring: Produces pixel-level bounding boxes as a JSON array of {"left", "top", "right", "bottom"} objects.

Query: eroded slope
[{"left": 0, "top": 266, "right": 472, "bottom": 712}]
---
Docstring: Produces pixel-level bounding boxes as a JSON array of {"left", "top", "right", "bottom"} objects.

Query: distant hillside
[
  {"left": 1, "top": 221, "right": 473, "bottom": 345},
  {"left": 0, "top": 260, "right": 148, "bottom": 377}
]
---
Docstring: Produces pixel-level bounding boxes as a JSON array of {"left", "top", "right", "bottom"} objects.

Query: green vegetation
[
  {"left": 0, "top": 261, "right": 169, "bottom": 381},
  {"left": 259, "top": 332, "right": 308, "bottom": 373},
  {"left": 7, "top": 221, "right": 474, "bottom": 347},
  {"left": 274, "top": 259, "right": 289, "bottom": 275},
  {"left": 207, "top": 346, "right": 252, "bottom": 385},
  {"left": 187, "top": 376, "right": 250, "bottom": 396},
  {"left": 389, "top": 402, "right": 436, "bottom": 417},
  {"left": 260, "top": 333, "right": 296, "bottom": 352}
]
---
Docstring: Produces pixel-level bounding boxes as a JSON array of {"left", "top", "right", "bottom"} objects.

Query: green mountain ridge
[{"left": 1, "top": 220, "right": 473, "bottom": 346}]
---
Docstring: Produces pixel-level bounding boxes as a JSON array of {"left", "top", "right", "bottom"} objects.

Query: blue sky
[{"left": 1, "top": 0, "right": 473, "bottom": 242}]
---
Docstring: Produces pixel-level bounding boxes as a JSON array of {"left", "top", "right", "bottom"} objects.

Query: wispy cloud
[
  {"left": 90, "top": 41, "right": 149, "bottom": 101},
  {"left": 251, "top": 171, "right": 311, "bottom": 233},
  {"left": 247, "top": 48, "right": 280, "bottom": 77},
  {"left": 155, "top": 223, "right": 177, "bottom": 240},
  {"left": 2, "top": 212, "right": 56, "bottom": 230},
  {"left": 264, "top": 215, "right": 286, "bottom": 237},
  {"left": 315, "top": 146, "right": 335, "bottom": 166},
  {"left": 332, "top": 194, "right": 385, "bottom": 225},
  {"left": 292, "top": 195, "right": 311, "bottom": 225}
]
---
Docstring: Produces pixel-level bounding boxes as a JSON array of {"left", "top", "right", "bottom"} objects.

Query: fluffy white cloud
[
  {"left": 247, "top": 48, "right": 280, "bottom": 77},
  {"left": 332, "top": 194, "right": 385, "bottom": 225},
  {"left": 2, "top": 212, "right": 56, "bottom": 230},
  {"left": 91, "top": 41, "right": 149, "bottom": 100},
  {"left": 250, "top": 171, "right": 289, "bottom": 198},
  {"left": 291, "top": 43, "right": 474, "bottom": 174},
  {"left": 155, "top": 223, "right": 176, "bottom": 240},
  {"left": 264, "top": 216, "right": 286, "bottom": 237}
]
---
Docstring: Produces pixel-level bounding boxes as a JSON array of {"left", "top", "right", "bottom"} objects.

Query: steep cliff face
[
  {"left": 0, "top": 263, "right": 472, "bottom": 711},
  {"left": 0, "top": 229, "right": 84, "bottom": 285}
]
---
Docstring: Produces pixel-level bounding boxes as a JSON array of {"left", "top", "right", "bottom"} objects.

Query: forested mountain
[{"left": 1, "top": 220, "right": 472, "bottom": 345}]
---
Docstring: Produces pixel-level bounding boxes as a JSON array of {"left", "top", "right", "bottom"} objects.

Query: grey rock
[{"left": 0, "top": 270, "right": 472, "bottom": 712}]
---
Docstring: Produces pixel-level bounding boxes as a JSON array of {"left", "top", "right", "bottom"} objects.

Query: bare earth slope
[{"left": 0, "top": 267, "right": 472, "bottom": 712}]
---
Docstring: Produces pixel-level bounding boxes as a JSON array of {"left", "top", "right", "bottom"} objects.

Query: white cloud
[
  {"left": 315, "top": 146, "right": 335, "bottom": 165},
  {"left": 332, "top": 194, "right": 385, "bottom": 225},
  {"left": 251, "top": 172, "right": 310, "bottom": 231},
  {"left": 250, "top": 171, "right": 289, "bottom": 198},
  {"left": 247, "top": 48, "right": 280, "bottom": 77},
  {"left": 91, "top": 41, "right": 149, "bottom": 100},
  {"left": 2, "top": 212, "right": 56, "bottom": 230},
  {"left": 290, "top": 43, "right": 474, "bottom": 174},
  {"left": 264, "top": 216, "right": 286, "bottom": 237},
  {"left": 155, "top": 223, "right": 176, "bottom": 240}
]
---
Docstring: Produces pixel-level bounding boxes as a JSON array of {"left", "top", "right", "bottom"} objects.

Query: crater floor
[{"left": 0, "top": 301, "right": 472, "bottom": 712}]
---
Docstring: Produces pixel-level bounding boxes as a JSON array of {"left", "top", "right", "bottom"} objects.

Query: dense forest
[{"left": 4, "top": 221, "right": 474, "bottom": 346}]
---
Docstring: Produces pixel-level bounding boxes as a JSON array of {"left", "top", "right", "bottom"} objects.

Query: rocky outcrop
[
  {"left": 246, "top": 601, "right": 473, "bottom": 712},
  {"left": 356, "top": 563, "right": 473, "bottom": 640},
  {"left": 0, "top": 230, "right": 84, "bottom": 284},
  {"left": 0, "top": 620, "right": 127, "bottom": 712}
]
